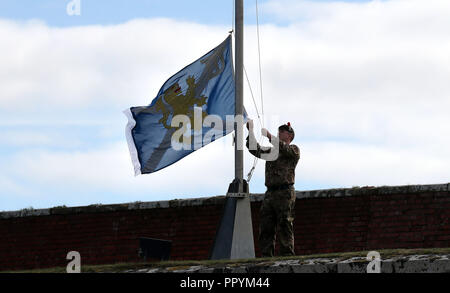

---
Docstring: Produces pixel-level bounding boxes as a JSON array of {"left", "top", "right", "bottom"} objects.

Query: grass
[{"left": 2, "top": 247, "right": 450, "bottom": 273}]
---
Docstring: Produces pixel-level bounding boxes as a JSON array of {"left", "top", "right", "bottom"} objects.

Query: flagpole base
[{"left": 210, "top": 179, "right": 255, "bottom": 260}]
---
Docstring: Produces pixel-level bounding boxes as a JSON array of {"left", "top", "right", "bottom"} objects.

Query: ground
[{"left": 3, "top": 247, "right": 450, "bottom": 273}]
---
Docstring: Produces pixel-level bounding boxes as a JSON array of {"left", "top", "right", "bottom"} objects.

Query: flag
[{"left": 124, "top": 35, "right": 238, "bottom": 175}]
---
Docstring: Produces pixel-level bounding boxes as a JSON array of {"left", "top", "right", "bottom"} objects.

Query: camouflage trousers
[{"left": 259, "top": 187, "right": 296, "bottom": 257}]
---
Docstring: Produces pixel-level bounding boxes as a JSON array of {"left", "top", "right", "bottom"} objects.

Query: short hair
[{"left": 278, "top": 122, "right": 295, "bottom": 140}]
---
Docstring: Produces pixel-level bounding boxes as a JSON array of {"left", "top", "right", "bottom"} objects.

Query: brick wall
[{"left": 1, "top": 183, "right": 449, "bottom": 271}]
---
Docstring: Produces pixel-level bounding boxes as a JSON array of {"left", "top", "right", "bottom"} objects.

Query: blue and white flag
[{"left": 124, "top": 35, "right": 238, "bottom": 175}]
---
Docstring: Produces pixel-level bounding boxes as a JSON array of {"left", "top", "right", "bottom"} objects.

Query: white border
[{"left": 123, "top": 108, "right": 142, "bottom": 176}]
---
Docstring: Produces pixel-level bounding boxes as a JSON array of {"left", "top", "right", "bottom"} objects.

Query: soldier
[{"left": 246, "top": 120, "right": 300, "bottom": 257}]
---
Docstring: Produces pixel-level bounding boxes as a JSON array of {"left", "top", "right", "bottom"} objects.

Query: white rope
[
  {"left": 244, "top": 65, "right": 263, "bottom": 131},
  {"left": 243, "top": 65, "right": 264, "bottom": 182},
  {"left": 246, "top": 0, "right": 266, "bottom": 183},
  {"left": 255, "top": 0, "right": 265, "bottom": 128}
]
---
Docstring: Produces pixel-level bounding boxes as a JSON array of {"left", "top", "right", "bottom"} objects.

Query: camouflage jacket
[{"left": 246, "top": 131, "right": 300, "bottom": 187}]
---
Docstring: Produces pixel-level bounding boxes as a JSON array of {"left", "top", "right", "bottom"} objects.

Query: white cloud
[
  {"left": 1, "top": 0, "right": 449, "bottom": 210},
  {"left": 0, "top": 18, "right": 228, "bottom": 113},
  {"left": 245, "top": 0, "right": 450, "bottom": 153},
  {"left": 0, "top": 129, "right": 85, "bottom": 148},
  {"left": 299, "top": 141, "right": 449, "bottom": 187},
  {"left": 5, "top": 138, "right": 238, "bottom": 202}
]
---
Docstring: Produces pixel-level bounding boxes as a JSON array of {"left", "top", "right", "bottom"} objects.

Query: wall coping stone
[
  {"left": 120, "top": 253, "right": 450, "bottom": 273},
  {"left": 1, "top": 183, "right": 448, "bottom": 220}
]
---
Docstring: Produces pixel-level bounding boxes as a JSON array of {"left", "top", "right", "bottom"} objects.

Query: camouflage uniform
[{"left": 246, "top": 128, "right": 300, "bottom": 257}]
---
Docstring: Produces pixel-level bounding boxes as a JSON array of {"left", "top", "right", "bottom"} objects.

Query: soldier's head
[{"left": 278, "top": 122, "right": 295, "bottom": 144}]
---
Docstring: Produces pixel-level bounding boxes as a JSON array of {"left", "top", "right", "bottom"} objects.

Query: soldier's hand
[
  {"left": 261, "top": 128, "right": 272, "bottom": 140},
  {"left": 246, "top": 120, "right": 254, "bottom": 131}
]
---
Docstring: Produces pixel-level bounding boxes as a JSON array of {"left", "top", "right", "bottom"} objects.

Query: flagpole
[
  {"left": 235, "top": 0, "right": 244, "bottom": 186},
  {"left": 210, "top": 0, "right": 255, "bottom": 260}
]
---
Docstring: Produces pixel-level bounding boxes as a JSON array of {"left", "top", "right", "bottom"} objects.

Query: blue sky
[
  {"left": 1, "top": 0, "right": 449, "bottom": 211},
  {"left": 0, "top": 0, "right": 235, "bottom": 26},
  {"left": 0, "top": 0, "right": 373, "bottom": 27}
]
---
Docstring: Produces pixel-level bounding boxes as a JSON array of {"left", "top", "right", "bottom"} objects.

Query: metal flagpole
[
  {"left": 235, "top": 0, "right": 244, "bottom": 183},
  {"left": 210, "top": 0, "right": 255, "bottom": 260}
]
